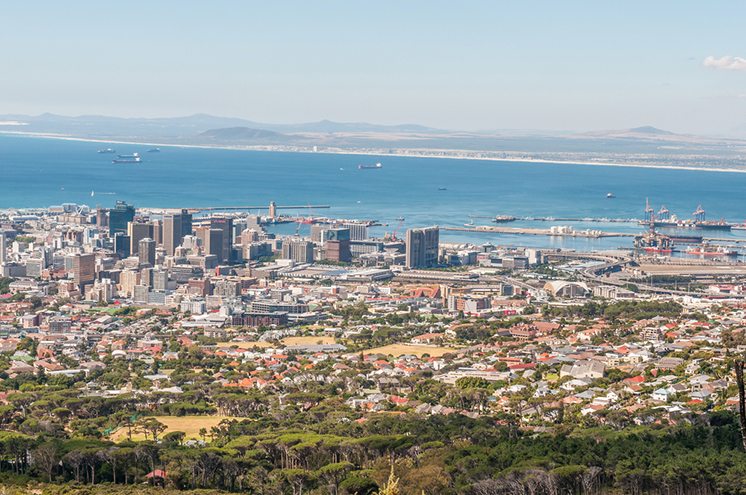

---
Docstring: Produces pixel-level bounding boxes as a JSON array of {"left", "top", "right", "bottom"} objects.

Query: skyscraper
[
  {"left": 71, "top": 253, "right": 95, "bottom": 290},
  {"left": 210, "top": 216, "right": 233, "bottom": 263},
  {"left": 320, "top": 228, "right": 351, "bottom": 262},
  {"left": 163, "top": 209, "right": 193, "bottom": 256},
  {"left": 405, "top": 226, "right": 440, "bottom": 268},
  {"left": 197, "top": 227, "right": 224, "bottom": 261},
  {"left": 128, "top": 221, "right": 154, "bottom": 255},
  {"left": 108, "top": 201, "right": 135, "bottom": 236},
  {"left": 113, "top": 233, "right": 131, "bottom": 259},
  {"left": 138, "top": 238, "right": 156, "bottom": 266}
]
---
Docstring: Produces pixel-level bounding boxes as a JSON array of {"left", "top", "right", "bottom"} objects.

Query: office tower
[
  {"left": 241, "top": 228, "right": 260, "bottom": 246},
  {"left": 138, "top": 238, "right": 156, "bottom": 266},
  {"left": 152, "top": 269, "right": 168, "bottom": 292},
  {"left": 268, "top": 201, "right": 277, "bottom": 219},
  {"left": 0, "top": 236, "right": 6, "bottom": 264},
  {"left": 108, "top": 201, "right": 135, "bottom": 235},
  {"left": 197, "top": 227, "right": 224, "bottom": 261},
  {"left": 405, "top": 226, "right": 440, "bottom": 268},
  {"left": 113, "top": 233, "right": 131, "bottom": 259},
  {"left": 128, "top": 221, "right": 154, "bottom": 255},
  {"left": 163, "top": 209, "right": 192, "bottom": 256},
  {"left": 341, "top": 222, "right": 369, "bottom": 240},
  {"left": 321, "top": 228, "right": 351, "bottom": 262},
  {"left": 119, "top": 270, "right": 140, "bottom": 297},
  {"left": 151, "top": 220, "right": 163, "bottom": 244},
  {"left": 96, "top": 207, "right": 109, "bottom": 229},
  {"left": 281, "top": 239, "right": 314, "bottom": 263},
  {"left": 71, "top": 253, "right": 95, "bottom": 290},
  {"left": 210, "top": 216, "right": 233, "bottom": 263}
]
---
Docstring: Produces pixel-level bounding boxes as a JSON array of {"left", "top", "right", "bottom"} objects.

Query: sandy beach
[{"left": 3, "top": 129, "right": 746, "bottom": 174}]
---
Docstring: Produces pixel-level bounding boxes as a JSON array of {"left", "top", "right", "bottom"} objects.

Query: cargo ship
[
  {"left": 358, "top": 162, "right": 383, "bottom": 170},
  {"left": 113, "top": 153, "right": 141, "bottom": 164},
  {"left": 493, "top": 215, "right": 516, "bottom": 223},
  {"left": 98, "top": 148, "right": 115, "bottom": 154},
  {"left": 685, "top": 244, "right": 738, "bottom": 257}
]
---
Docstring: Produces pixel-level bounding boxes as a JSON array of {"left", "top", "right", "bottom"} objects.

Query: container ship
[
  {"left": 358, "top": 162, "right": 383, "bottom": 170},
  {"left": 113, "top": 153, "right": 141, "bottom": 164}
]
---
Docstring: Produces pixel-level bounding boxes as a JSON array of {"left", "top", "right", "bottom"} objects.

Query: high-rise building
[
  {"left": 320, "top": 228, "right": 351, "bottom": 262},
  {"left": 96, "top": 208, "right": 109, "bottom": 230},
  {"left": 197, "top": 227, "right": 224, "bottom": 261},
  {"left": 341, "top": 222, "right": 369, "bottom": 241},
  {"left": 71, "top": 253, "right": 95, "bottom": 290},
  {"left": 139, "top": 238, "right": 156, "bottom": 266},
  {"left": 210, "top": 217, "right": 233, "bottom": 263},
  {"left": 113, "top": 233, "right": 131, "bottom": 259},
  {"left": 108, "top": 201, "right": 136, "bottom": 236},
  {"left": 163, "top": 209, "right": 192, "bottom": 256},
  {"left": 128, "top": 221, "right": 154, "bottom": 255},
  {"left": 405, "top": 226, "right": 440, "bottom": 268},
  {"left": 281, "top": 239, "right": 314, "bottom": 263},
  {"left": 0, "top": 236, "right": 5, "bottom": 265}
]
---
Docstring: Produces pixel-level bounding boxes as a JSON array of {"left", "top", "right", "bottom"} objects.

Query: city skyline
[{"left": 2, "top": 1, "right": 746, "bottom": 135}]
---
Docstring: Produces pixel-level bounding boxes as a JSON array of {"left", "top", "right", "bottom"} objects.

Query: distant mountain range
[
  {"left": 0, "top": 113, "right": 441, "bottom": 138},
  {"left": 2, "top": 113, "right": 746, "bottom": 166}
]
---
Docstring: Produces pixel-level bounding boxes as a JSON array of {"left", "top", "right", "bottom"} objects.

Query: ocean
[{"left": 2, "top": 134, "right": 746, "bottom": 250}]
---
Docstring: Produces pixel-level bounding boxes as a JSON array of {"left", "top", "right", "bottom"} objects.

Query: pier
[
  {"left": 188, "top": 204, "right": 330, "bottom": 212},
  {"left": 443, "top": 225, "right": 633, "bottom": 238}
]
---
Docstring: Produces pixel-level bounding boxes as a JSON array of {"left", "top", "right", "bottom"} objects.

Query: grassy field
[
  {"left": 217, "top": 335, "right": 336, "bottom": 349},
  {"left": 110, "top": 415, "right": 245, "bottom": 442},
  {"left": 363, "top": 343, "right": 457, "bottom": 358},
  {"left": 282, "top": 335, "right": 336, "bottom": 345},
  {"left": 216, "top": 341, "right": 273, "bottom": 349}
]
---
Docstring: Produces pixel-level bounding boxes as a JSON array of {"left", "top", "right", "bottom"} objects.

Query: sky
[{"left": 1, "top": 1, "right": 746, "bottom": 134}]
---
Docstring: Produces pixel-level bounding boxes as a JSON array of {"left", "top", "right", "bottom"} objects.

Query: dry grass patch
[
  {"left": 363, "top": 343, "right": 457, "bottom": 358},
  {"left": 282, "top": 335, "right": 336, "bottom": 345},
  {"left": 110, "top": 415, "right": 245, "bottom": 442}
]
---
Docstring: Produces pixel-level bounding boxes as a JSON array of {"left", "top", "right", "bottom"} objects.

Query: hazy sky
[{"left": 2, "top": 1, "right": 746, "bottom": 134}]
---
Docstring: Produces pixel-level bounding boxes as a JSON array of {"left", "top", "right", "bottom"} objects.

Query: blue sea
[{"left": 2, "top": 134, "right": 746, "bottom": 251}]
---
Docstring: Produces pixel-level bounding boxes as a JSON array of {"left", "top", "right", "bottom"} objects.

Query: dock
[{"left": 442, "top": 226, "right": 634, "bottom": 238}]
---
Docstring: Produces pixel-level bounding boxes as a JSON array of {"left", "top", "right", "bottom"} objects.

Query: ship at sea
[
  {"left": 358, "top": 162, "right": 382, "bottom": 170},
  {"left": 493, "top": 215, "right": 516, "bottom": 223},
  {"left": 113, "top": 153, "right": 141, "bottom": 164},
  {"left": 685, "top": 243, "right": 738, "bottom": 257},
  {"left": 148, "top": 148, "right": 161, "bottom": 153},
  {"left": 98, "top": 148, "right": 115, "bottom": 154}
]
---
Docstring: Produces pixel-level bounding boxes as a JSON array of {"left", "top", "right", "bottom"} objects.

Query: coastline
[{"left": 3, "top": 129, "right": 746, "bottom": 175}]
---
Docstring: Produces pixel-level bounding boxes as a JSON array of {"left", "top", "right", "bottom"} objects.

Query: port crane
[{"left": 384, "top": 217, "right": 405, "bottom": 241}]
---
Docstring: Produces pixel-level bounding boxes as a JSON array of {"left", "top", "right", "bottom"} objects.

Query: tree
[
  {"left": 135, "top": 417, "right": 167, "bottom": 442},
  {"left": 735, "top": 359, "right": 746, "bottom": 451},
  {"left": 31, "top": 441, "right": 61, "bottom": 482}
]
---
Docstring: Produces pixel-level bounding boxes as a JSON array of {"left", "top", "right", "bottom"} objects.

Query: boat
[
  {"left": 113, "top": 156, "right": 142, "bottom": 164},
  {"left": 117, "top": 152, "right": 140, "bottom": 159},
  {"left": 147, "top": 148, "right": 161, "bottom": 153},
  {"left": 694, "top": 220, "right": 732, "bottom": 231},
  {"left": 493, "top": 215, "right": 516, "bottom": 223},
  {"left": 98, "top": 148, "right": 115, "bottom": 154},
  {"left": 358, "top": 162, "right": 383, "bottom": 170},
  {"left": 395, "top": 217, "right": 405, "bottom": 222},
  {"left": 606, "top": 192, "right": 615, "bottom": 198},
  {"left": 438, "top": 187, "right": 447, "bottom": 191},
  {"left": 685, "top": 244, "right": 738, "bottom": 256}
]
